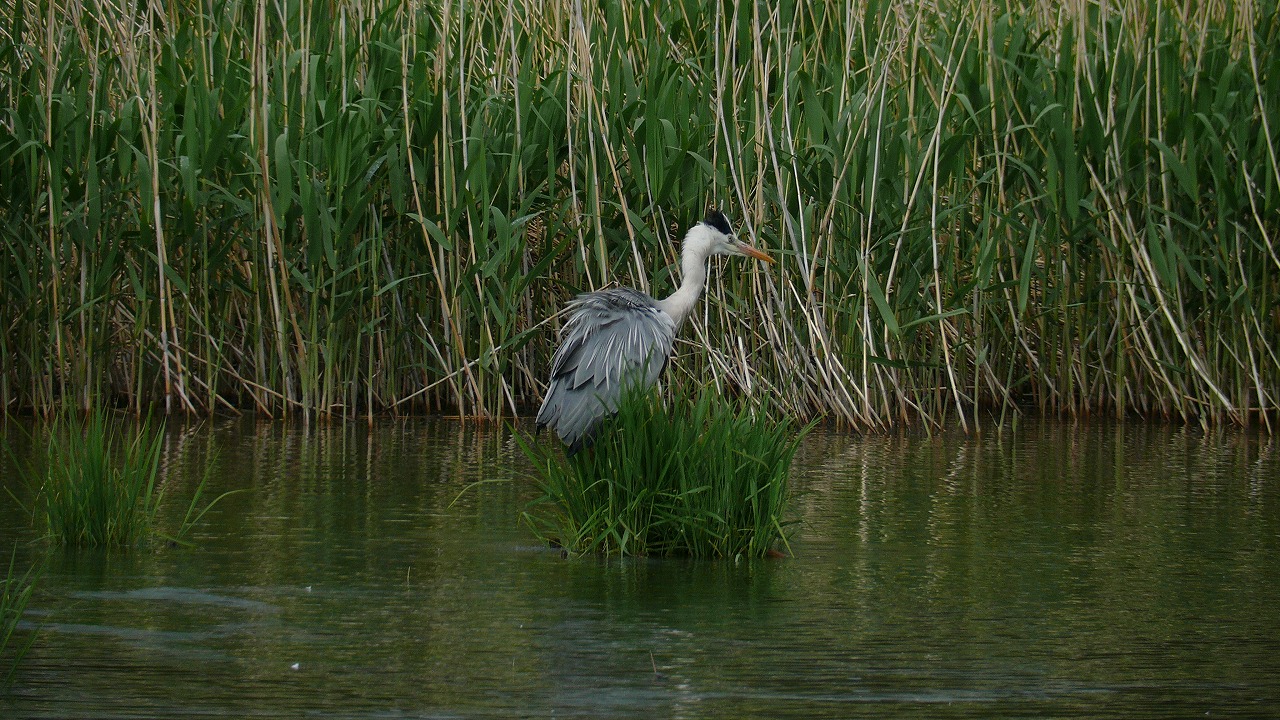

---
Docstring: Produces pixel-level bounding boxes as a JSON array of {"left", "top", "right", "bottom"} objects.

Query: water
[{"left": 2, "top": 418, "right": 1278, "bottom": 718}]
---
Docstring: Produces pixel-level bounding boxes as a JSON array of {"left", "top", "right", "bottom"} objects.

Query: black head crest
[{"left": 702, "top": 209, "right": 733, "bottom": 236}]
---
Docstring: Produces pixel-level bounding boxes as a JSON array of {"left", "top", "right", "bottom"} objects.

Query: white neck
[{"left": 657, "top": 226, "right": 715, "bottom": 329}]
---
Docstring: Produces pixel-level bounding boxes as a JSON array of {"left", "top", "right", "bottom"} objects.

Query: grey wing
[{"left": 535, "top": 288, "right": 676, "bottom": 453}]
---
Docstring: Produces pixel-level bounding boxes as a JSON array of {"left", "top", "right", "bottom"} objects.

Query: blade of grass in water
[{"left": 0, "top": 548, "right": 38, "bottom": 684}]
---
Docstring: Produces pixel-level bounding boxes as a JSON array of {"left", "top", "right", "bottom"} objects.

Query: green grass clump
[
  {"left": 5, "top": 409, "right": 232, "bottom": 549},
  {"left": 34, "top": 409, "right": 168, "bottom": 547},
  {"left": 27, "top": 408, "right": 229, "bottom": 548},
  {"left": 521, "top": 387, "right": 807, "bottom": 558}
]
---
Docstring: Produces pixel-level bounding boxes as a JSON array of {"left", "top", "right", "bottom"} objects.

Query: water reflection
[{"left": 2, "top": 419, "right": 1278, "bottom": 718}]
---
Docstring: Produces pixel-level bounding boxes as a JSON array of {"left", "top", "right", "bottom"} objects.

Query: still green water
[{"left": 2, "top": 419, "right": 1278, "bottom": 718}]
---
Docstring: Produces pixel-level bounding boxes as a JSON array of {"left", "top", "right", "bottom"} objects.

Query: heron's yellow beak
[{"left": 740, "top": 243, "right": 775, "bottom": 264}]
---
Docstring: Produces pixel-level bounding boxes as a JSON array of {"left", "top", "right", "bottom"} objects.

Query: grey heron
[{"left": 535, "top": 210, "right": 774, "bottom": 453}]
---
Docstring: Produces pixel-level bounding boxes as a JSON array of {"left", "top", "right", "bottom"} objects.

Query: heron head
[{"left": 697, "top": 210, "right": 774, "bottom": 264}]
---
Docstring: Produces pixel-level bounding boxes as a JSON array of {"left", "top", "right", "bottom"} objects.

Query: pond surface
[{"left": 2, "top": 418, "right": 1278, "bottom": 719}]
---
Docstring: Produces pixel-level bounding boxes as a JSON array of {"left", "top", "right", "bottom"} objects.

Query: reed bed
[
  {"left": 1, "top": 0, "right": 1276, "bottom": 429},
  {"left": 520, "top": 386, "right": 803, "bottom": 558}
]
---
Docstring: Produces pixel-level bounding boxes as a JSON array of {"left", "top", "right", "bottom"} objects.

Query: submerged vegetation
[
  {"left": 520, "top": 387, "right": 804, "bottom": 558},
  {"left": 0, "top": 0, "right": 1277, "bottom": 429},
  {"left": 0, "top": 549, "right": 37, "bottom": 684}
]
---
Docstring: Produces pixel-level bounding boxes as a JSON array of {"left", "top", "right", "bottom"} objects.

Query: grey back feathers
[{"left": 535, "top": 287, "right": 677, "bottom": 454}]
